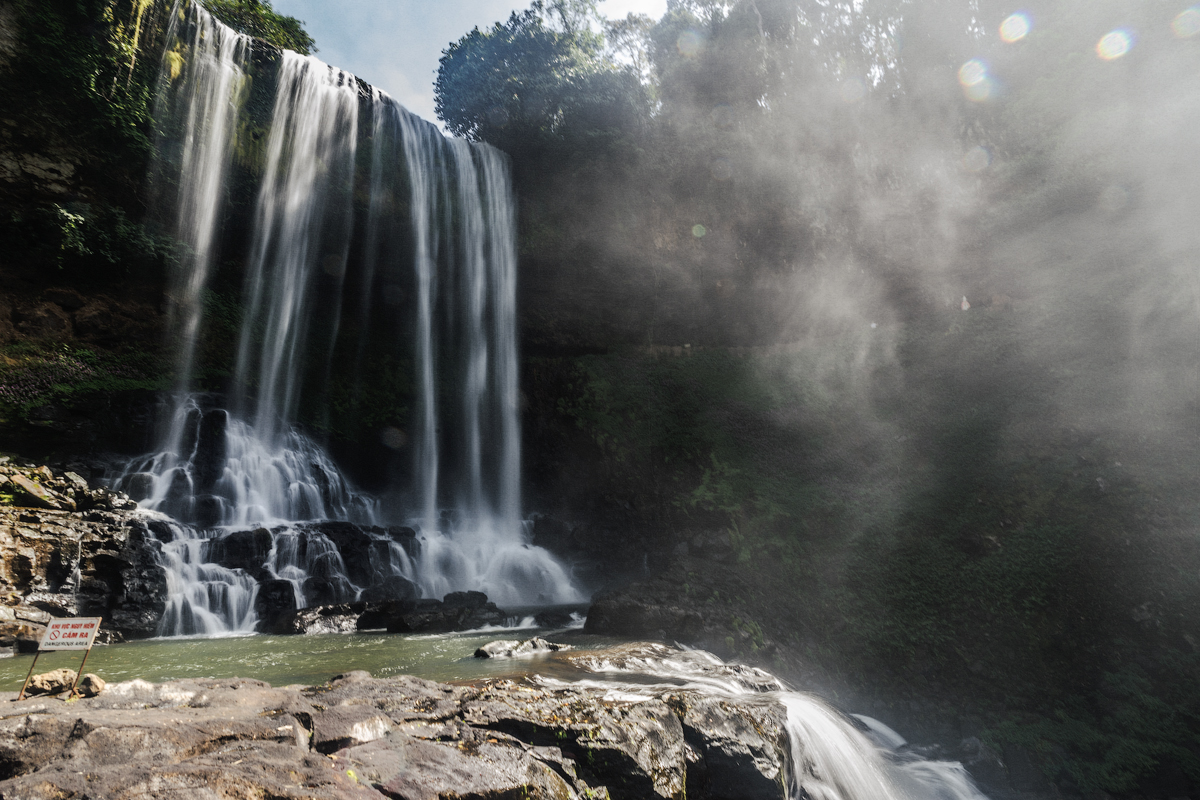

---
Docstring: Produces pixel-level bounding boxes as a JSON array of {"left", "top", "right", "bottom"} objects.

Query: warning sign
[{"left": 40, "top": 618, "right": 101, "bottom": 651}]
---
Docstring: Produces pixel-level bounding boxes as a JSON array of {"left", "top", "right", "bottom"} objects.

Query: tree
[
  {"left": 204, "top": 0, "right": 316, "bottom": 54},
  {"left": 435, "top": 1, "right": 649, "bottom": 155}
]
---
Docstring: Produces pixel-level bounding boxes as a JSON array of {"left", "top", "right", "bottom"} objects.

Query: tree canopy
[
  {"left": 435, "top": 1, "right": 649, "bottom": 156},
  {"left": 204, "top": 0, "right": 315, "bottom": 54}
]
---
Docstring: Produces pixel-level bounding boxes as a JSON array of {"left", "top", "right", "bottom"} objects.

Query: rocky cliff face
[{"left": 0, "top": 462, "right": 167, "bottom": 644}]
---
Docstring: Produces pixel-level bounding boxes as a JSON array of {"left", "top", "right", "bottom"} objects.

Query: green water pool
[{"left": 0, "top": 627, "right": 620, "bottom": 691}]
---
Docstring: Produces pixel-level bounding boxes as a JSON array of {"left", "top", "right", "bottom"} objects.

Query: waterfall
[
  {"left": 232, "top": 50, "right": 359, "bottom": 442},
  {"left": 124, "top": 1, "right": 579, "bottom": 635},
  {"left": 150, "top": 0, "right": 247, "bottom": 494},
  {"left": 545, "top": 644, "right": 991, "bottom": 800}
]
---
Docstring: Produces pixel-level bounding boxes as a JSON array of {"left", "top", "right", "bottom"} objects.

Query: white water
[
  {"left": 232, "top": 50, "right": 359, "bottom": 442},
  {"left": 540, "top": 643, "right": 990, "bottom": 800},
  {"left": 151, "top": 0, "right": 248, "bottom": 494},
  {"left": 125, "top": 5, "right": 579, "bottom": 634}
]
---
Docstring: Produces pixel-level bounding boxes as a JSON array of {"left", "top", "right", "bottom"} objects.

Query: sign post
[{"left": 16, "top": 617, "right": 102, "bottom": 701}]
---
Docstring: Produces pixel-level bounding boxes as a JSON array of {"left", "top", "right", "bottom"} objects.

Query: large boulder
[
  {"left": 299, "top": 521, "right": 375, "bottom": 587},
  {"left": 206, "top": 527, "right": 272, "bottom": 575},
  {"left": 192, "top": 409, "right": 228, "bottom": 492},
  {"left": 474, "top": 637, "right": 571, "bottom": 659},
  {"left": 254, "top": 578, "right": 298, "bottom": 633},
  {"left": 24, "top": 668, "right": 76, "bottom": 697},
  {"left": 276, "top": 603, "right": 365, "bottom": 635},
  {"left": 667, "top": 692, "right": 789, "bottom": 800},
  {"left": 359, "top": 574, "right": 418, "bottom": 604}
]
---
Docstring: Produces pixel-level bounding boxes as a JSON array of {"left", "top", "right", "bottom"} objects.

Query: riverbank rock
[
  {"left": 0, "top": 661, "right": 791, "bottom": 800},
  {"left": 76, "top": 672, "right": 106, "bottom": 697},
  {"left": 475, "top": 636, "right": 572, "bottom": 658},
  {"left": 24, "top": 667, "right": 76, "bottom": 696},
  {"left": 0, "top": 504, "right": 168, "bottom": 641}
]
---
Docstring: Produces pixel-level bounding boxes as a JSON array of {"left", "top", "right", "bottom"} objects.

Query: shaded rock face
[
  {"left": 0, "top": 506, "right": 168, "bottom": 642},
  {"left": 274, "top": 592, "right": 507, "bottom": 636},
  {"left": 584, "top": 569, "right": 778, "bottom": 662},
  {"left": 0, "top": 670, "right": 791, "bottom": 799}
]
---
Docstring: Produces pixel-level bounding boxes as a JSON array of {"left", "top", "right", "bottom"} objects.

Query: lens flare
[
  {"left": 1096, "top": 29, "right": 1133, "bottom": 60},
  {"left": 999, "top": 13, "right": 1031, "bottom": 43},
  {"left": 958, "top": 61, "right": 994, "bottom": 101},
  {"left": 1173, "top": 7, "right": 1200, "bottom": 38},
  {"left": 958, "top": 59, "right": 987, "bottom": 87},
  {"left": 692, "top": 224, "right": 707, "bottom": 238},
  {"left": 677, "top": 30, "right": 704, "bottom": 57}
]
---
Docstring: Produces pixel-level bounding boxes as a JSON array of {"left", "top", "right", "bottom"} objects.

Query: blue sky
[{"left": 270, "top": 0, "right": 668, "bottom": 126}]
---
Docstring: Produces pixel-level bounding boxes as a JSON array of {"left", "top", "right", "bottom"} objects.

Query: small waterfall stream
[
  {"left": 544, "top": 644, "right": 990, "bottom": 800},
  {"left": 126, "top": 0, "right": 579, "bottom": 636}
]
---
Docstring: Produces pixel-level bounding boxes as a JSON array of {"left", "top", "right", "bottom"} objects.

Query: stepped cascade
[{"left": 121, "top": 1, "right": 579, "bottom": 635}]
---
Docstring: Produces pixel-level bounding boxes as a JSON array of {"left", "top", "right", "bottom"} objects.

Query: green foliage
[
  {"left": 4, "top": 202, "right": 183, "bottom": 283},
  {"left": 0, "top": 343, "right": 170, "bottom": 416},
  {"left": 435, "top": 1, "right": 649, "bottom": 155},
  {"left": 203, "top": 0, "right": 316, "bottom": 54},
  {"left": 4, "top": 0, "right": 163, "bottom": 168}
]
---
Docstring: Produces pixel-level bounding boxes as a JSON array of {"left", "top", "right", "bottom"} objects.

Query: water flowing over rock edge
[{"left": 0, "top": 642, "right": 990, "bottom": 800}]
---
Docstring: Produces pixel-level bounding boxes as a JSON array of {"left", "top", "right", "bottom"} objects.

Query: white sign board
[{"left": 40, "top": 617, "right": 101, "bottom": 650}]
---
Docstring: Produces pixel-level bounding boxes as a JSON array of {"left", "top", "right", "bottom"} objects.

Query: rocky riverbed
[{"left": 0, "top": 647, "right": 795, "bottom": 800}]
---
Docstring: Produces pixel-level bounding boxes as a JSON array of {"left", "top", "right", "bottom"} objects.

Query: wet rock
[
  {"left": 76, "top": 673, "right": 105, "bottom": 697},
  {"left": 531, "top": 514, "right": 574, "bottom": 550},
  {"left": 443, "top": 590, "right": 489, "bottom": 609},
  {"left": 385, "top": 525, "right": 419, "bottom": 558},
  {"left": 586, "top": 587, "right": 709, "bottom": 641},
  {"left": 124, "top": 471, "right": 156, "bottom": 502},
  {"left": 207, "top": 527, "right": 273, "bottom": 573},
  {"left": 464, "top": 681, "right": 686, "bottom": 799},
  {"left": 0, "top": 621, "right": 45, "bottom": 653},
  {"left": 474, "top": 636, "right": 572, "bottom": 659},
  {"left": 255, "top": 578, "right": 298, "bottom": 633},
  {"left": 386, "top": 597, "right": 506, "bottom": 633},
  {"left": 24, "top": 590, "right": 76, "bottom": 617},
  {"left": 667, "top": 691, "right": 789, "bottom": 800},
  {"left": 25, "top": 668, "right": 76, "bottom": 696},
  {"left": 193, "top": 409, "right": 228, "bottom": 491},
  {"left": 359, "top": 574, "right": 418, "bottom": 604},
  {"left": 0, "top": 648, "right": 814, "bottom": 800},
  {"left": 298, "top": 521, "right": 376, "bottom": 587},
  {"left": 63, "top": 471, "right": 90, "bottom": 491},
  {"left": 302, "top": 575, "right": 342, "bottom": 607},
  {"left": 534, "top": 608, "right": 577, "bottom": 628},
  {"left": 279, "top": 603, "right": 364, "bottom": 635}
]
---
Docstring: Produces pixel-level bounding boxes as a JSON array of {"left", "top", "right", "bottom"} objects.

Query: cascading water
[
  {"left": 544, "top": 643, "right": 990, "bottom": 800},
  {"left": 124, "top": 0, "right": 578, "bottom": 635}
]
